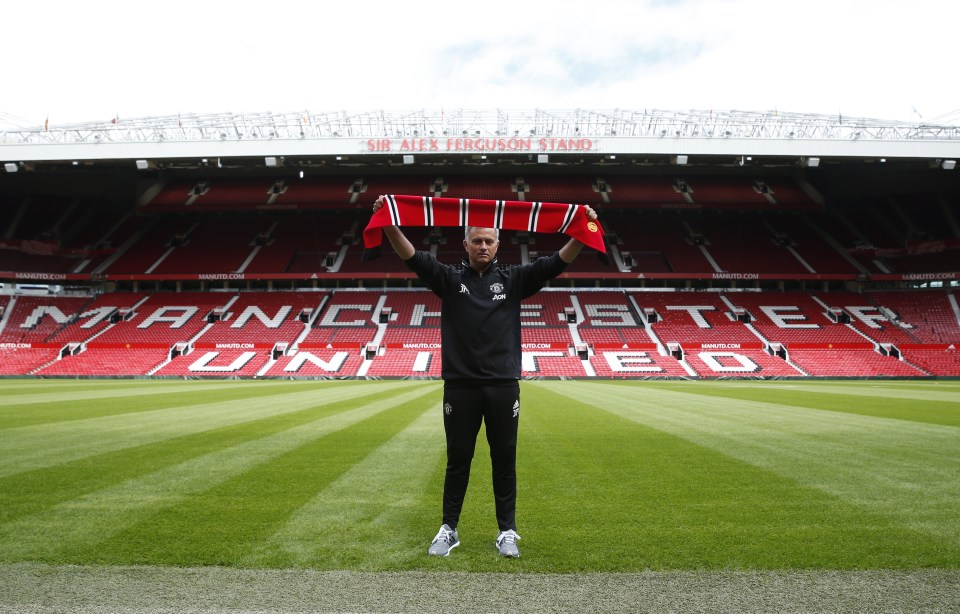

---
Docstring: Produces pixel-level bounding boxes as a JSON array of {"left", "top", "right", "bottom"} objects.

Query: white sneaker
[
  {"left": 428, "top": 524, "right": 460, "bottom": 556},
  {"left": 496, "top": 529, "right": 521, "bottom": 558}
]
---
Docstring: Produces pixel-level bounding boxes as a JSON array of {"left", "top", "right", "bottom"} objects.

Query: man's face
[{"left": 464, "top": 227, "right": 499, "bottom": 270}]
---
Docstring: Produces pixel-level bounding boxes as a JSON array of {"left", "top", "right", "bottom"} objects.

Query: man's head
[{"left": 463, "top": 226, "right": 499, "bottom": 271}]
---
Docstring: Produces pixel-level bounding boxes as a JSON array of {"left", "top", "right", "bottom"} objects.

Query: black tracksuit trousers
[{"left": 441, "top": 381, "right": 520, "bottom": 532}]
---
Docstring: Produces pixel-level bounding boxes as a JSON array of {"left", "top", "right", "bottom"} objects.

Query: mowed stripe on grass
[
  {"left": 0, "top": 379, "right": 957, "bottom": 575},
  {"left": 0, "top": 379, "right": 333, "bottom": 429},
  {"left": 0, "top": 383, "right": 419, "bottom": 525},
  {"left": 238, "top": 401, "right": 446, "bottom": 570},
  {"left": 0, "top": 381, "right": 440, "bottom": 563},
  {"left": 0, "top": 379, "right": 288, "bottom": 408},
  {"left": 530, "top": 380, "right": 960, "bottom": 554},
  {"left": 648, "top": 380, "right": 960, "bottom": 426},
  {"left": 0, "top": 380, "right": 420, "bottom": 476},
  {"left": 512, "top": 383, "right": 955, "bottom": 571}
]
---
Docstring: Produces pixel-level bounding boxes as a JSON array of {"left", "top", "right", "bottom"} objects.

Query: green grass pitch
[{"left": 1, "top": 377, "right": 958, "bottom": 575}]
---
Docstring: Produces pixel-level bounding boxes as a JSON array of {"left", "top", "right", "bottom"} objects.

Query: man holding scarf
[{"left": 371, "top": 195, "right": 600, "bottom": 559}]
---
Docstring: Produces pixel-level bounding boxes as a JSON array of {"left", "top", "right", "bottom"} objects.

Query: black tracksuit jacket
[{"left": 404, "top": 250, "right": 568, "bottom": 381}]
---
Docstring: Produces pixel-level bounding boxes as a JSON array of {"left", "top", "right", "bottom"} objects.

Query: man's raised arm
[{"left": 373, "top": 195, "right": 415, "bottom": 260}]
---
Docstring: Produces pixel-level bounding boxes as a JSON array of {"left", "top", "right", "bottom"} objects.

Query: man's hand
[{"left": 558, "top": 205, "right": 599, "bottom": 264}]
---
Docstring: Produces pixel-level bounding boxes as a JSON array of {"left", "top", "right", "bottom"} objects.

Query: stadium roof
[{"left": 2, "top": 109, "right": 960, "bottom": 172}]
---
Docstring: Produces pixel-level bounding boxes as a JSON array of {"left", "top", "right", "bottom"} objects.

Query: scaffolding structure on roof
[{"left": 2, "top": 109, "right": 959, "bottom": 146}]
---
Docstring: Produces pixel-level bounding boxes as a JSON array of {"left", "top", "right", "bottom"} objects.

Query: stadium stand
[
  {"left": 244, "top": 213, "right": 349, "bottom": 274},
  {"left": 191, "top": 291, "right": 326, "bottom": 346},
  {"left": 785, "top": 348, "right": 927, "bottom": 377},
  {"left": 728, "top": 292, "right": 871, "bottom": 346},
  {"left": 87, "top": 292, "right": 228, "bottom": 345},
  {"left": 602, "top": 176, "right": 688, "bottom": 206},
  {"left": 865, "top": 291, "right": 960, "bottom": 344},
  {"left": 364, "top": 348, "right": 443, "bottom": 378},
  {"left": 0, "top": 287, "right": 956, "bottom": 378},
  {"left": 298, "top": 290, "right": 381, "bottom": 349},
  {"left": 104, "top": 218, "right": 193, "bottom": 275},
  {"left": 0, "top": 294, "right": 93, "bottom": 344},
  {"left": 337, "top": 226, "right": 434, "bottom": 274},
  {"left": 685, "top": 214, "right": 812, "bottom": 274},
  {"left": 37, "top": 347, "right": 170, "bottom": 377},
  {"left": 574, "top": 290, "right": 642, "bottom": 346},
  {"left": 627, "top": 291, "right": 805, "bottom": 377},
  {"left": 12, "top": 173, "right": 954, "bottom": 281},
  {"left": 897, "top": 345, "right": 960, "bottom": 376},
  {"left": 0, "top": 250, "right": 78, "bottom": 274},
  {"left": 774, "top": 214, "right": 862, "bottom": 275},
  {"left": 265, "top": 348, "right": 366, "bottom": 377},
  {"left": 809, "top": 291, "right": 921, "bottom": 345},
  {"left": 155, "top": 348, "right": 274, "bottom": 377},
  {"left": 519, "top": 175, "right": 600, "bottom": 203},
  {"left": 375, "top": 290, "right": 443, "bottom": 377},
  {"left": 0, "top": 345, "right": 62, "bottom": 375},
  {"left": 604, "top": 212, "right": 712, "bottom": 273},
  {"left": 589, "top": 346, "right": 691, "bottom": 377},
  {"left": 678, "top": 177, "right": 770, "bottom": 206},
  {"left": 148, "top": 218, "right": 270, "bottom": 275},
  {"left": 1, "top": 155, "right": 958, "bottom": 378},
  {"left": 43, "top": 293, "right": 145, "bottom": 345},
  {"left": 862, "top": 290, "right": 960, "bottom": 376}
]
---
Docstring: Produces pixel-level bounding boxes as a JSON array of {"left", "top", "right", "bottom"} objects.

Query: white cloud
[{"left": 2, "top": 0, "right": 957, "bottom": 128}]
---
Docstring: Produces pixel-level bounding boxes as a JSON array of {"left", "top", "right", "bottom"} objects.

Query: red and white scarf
[{"left": 362, "top": 195, "right": 607, "bottom": 262}]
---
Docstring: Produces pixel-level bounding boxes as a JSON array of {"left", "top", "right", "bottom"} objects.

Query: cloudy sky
[{"left": 2, "top": 0, "right": 957, "bottom": 129}]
